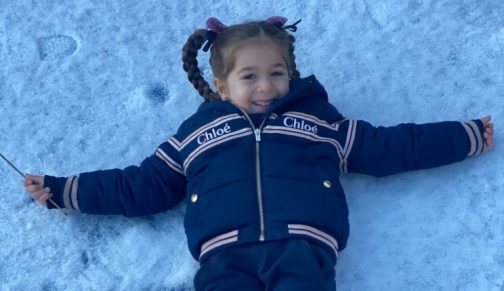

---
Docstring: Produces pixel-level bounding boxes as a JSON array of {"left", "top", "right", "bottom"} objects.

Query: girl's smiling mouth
[{"left": 252, "top": 99, "right": 276, "bottom": 108}]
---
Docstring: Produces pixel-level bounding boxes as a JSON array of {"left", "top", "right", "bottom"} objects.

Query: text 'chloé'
[
  {"left": 283, "top": 117, "right": 318, "bottom": 133},
  {"left": 197, "top": 123, "right": 232, "bottom": 144}
]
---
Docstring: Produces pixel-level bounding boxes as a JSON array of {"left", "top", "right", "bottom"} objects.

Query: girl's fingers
[
  {"left": 38, "top": 192, "right": 53, "bottom": 207},
  {"left": 23, "top": 175, "right": 45, "bottom": 192},
  {"left": 484, "top": 133, "right": 493, "bottom": 149},
  {"left": 485, "top": 140, "right": 493, "bottom": 150},
  {"left": 26, "top": 174, "right": 44, "bottom": 185},
  {"left": 26, "top": 184, "right": 44, "bottom": 193},
  {"left": 23, "top": 179, "right": 33, "bottom": 187},
  {"left": 485, "top": 128, "right": 493, "bottom": 137},
  {"left": 488, "top": 126, "right": 494, "bottom": 135},
  {"left": 23, "top": 177, "right": 34, "bottom": 187},
  {"left": 31, "top": 187, "right": 51, "bottom": 201}
]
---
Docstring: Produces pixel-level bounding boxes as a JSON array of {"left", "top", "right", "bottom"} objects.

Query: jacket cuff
[
  {"left": 462, "top": 119, "right": 485, "bottom": 157},
  {"left": 43, "top": 175, "right": 80, "bottom": 211}
]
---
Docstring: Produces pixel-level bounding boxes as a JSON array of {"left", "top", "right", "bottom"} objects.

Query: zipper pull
[{"left": 254, "top": 128, "right": 261, "bottom": 142}]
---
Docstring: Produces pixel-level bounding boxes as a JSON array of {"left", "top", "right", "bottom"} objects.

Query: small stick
[
  {"left": 0, "top": 152, "right": 67, "bottom": 214},
  {"left": 1, "top": 152, "right": 26, "bottom": 177}
]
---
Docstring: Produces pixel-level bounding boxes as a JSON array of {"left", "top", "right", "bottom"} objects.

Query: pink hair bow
[{"left": 206, "top": 17, "right": 229, "bottom": 33}]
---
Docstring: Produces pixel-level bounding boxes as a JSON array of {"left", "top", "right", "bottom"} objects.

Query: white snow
[{"left": 1, "top": 1, "right": 503, "bottom": 290}]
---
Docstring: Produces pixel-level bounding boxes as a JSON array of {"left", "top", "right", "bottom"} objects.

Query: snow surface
[{"left": 1, "top": 0, "right": 503, "bottom": 290}]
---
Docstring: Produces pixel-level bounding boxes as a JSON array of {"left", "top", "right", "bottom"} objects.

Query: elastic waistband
[
  {"left": 200, "top": 230, "right": 239, "bottom": 259},
  {"left": 287, "top": 224, "right": 339, "bottom": 255},
  {"left": 199, "top": 224, "right": 338, "bottom": 260}
]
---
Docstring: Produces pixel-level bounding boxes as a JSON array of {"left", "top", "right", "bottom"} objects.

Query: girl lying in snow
[{"left": 24, "top": 17, "right": 494, "bottom": 290}]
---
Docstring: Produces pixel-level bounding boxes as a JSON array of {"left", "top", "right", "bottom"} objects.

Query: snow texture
[{"left": 0, "top": 0, "right": 503, "bottom": 290}]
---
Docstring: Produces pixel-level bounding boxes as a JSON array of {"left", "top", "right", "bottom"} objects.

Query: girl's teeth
[{"left": 254, "top": 101, "right": 271, "bottom": 106}]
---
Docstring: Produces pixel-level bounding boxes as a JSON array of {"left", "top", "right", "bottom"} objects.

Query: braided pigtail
[
  {"left": 182, "top": 29, "right": 220, "bottom": 101},
  {"left": 287, "top": 34, "right": 300, "bottom": 80}
]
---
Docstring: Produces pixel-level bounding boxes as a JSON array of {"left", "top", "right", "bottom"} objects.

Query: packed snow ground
[{"left": 1, "top": 1, "right": 503, "bottom": 290}]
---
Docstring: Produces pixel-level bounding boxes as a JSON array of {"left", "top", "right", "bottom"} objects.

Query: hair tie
[
  {"left": 202, "top": 17, "right": 228, "bottom": 52},
  {"left": 266, "top": 16, "right": 301, "bottom": 32},
  {"left": 282, "top": 19, "right": 302, "bottom": 32}
]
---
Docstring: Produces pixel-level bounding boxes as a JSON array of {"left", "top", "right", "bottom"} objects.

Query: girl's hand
[
  {"left": 23, "top": 174, "right": 53, "bottom": 207},
  {"left": 480, "top": 115, "right": 494, "bottom": 151}
]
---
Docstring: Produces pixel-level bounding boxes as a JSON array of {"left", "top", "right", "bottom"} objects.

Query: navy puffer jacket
[{"left": 44, "top": 75, "right": 485, "bottom": 261}]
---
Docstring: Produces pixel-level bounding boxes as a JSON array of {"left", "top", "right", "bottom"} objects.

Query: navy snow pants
[{"left": 194, "top": 238, "right": 337, "bottom": 291}]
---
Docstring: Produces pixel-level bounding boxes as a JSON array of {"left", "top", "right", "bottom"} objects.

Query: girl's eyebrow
[{"left": 237, "top": 63, "right": 287, "bottom": 74}]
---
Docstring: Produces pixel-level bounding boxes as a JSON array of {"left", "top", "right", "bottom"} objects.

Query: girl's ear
[{"left": 213, "top": 78, "right": 228, "bottom": 100}]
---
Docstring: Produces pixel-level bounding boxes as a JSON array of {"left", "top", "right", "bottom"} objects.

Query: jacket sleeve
[
  {"left": 43, "top": 140, "right": 186, "bottom": 217},
  {"left": 340, "top": 119, "right": 485, "bottom": 177}
]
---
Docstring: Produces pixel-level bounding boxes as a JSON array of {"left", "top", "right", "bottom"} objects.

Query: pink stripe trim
[
  {"left": 183, "top": 129, "right": 253, "bottom": 170},
  {"left": 347, "top": 120, "right": 357, "bottom": 171},
  {"left": 62, "top": 176, "right": 76, "bottom": 210},
  {"left": 179, "top": 114, "right": 242, "bottom": 149},
  {"left": 71, "top": 176, "right": 80, "bottom": 211},
  {"left": 168, "top": 137, "right": 181, "bottom": 150},
  {"left": 288, "top": 224, "right": 339, "bottom": 255},
  {"left": 200, "top": 236, "right": 238, "bottom": 259},
  {"left": 289, "top": 229, "right": 338, "bottom": 255},
  {"left": 466, "top": 121, "right": 483, "bottom": 155},
  {"left": 156, "top": 149, "right": 184, "bottom": 175},
  {"left": 341, "top": 120, "right": 357, "bottom": 173},
  {"left": 462, "top": 122, "right": 476, "bottom": 156},
  {"left": 200, "top": 230, "right": 239, "bottom": 258}
]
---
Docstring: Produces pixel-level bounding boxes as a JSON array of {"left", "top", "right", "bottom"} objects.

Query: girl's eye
[
  {"left": 272, "top": 71, "right": 285, "bottom": 76},
  {"left": 242, "top": 74, "right": 255, "bottom": 80}
]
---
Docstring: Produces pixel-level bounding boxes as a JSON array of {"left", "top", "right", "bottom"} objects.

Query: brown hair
[{"left": 182, "top": 20, "right": 300, "bottom": 101}]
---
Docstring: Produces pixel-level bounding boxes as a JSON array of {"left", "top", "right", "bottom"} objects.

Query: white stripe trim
[
  {"left": 200, "top": 230, "right": 239, "bottom": 259},
  {"left": 341, "top": 120, "right": 357, "bottom": 173},
  {"left": 284, "top": 111, "right": 339, "bottom": 130},
  {"left": 466, "top": 121, "right": 483, "bottom": 155},
  {"left": 168, "top": 137, "right": 181, "bottom": 150},
  {"left": 462, "top": 122, "right": 476, "bottom": 156},
  {"left": 155, "top": 149, "right": 184, "bottom": 175},
  {"left": 62, "top": 176, "right": 76, "bottom": 210},
  {"left": 179, "top": 114, "right": 242, "bottom": 149},
  {"left": 288, "top": 224, "right": 339, "bottom": 255},
  {"left": 183, "top": 129, "right": 253, "bottom": 170},
  {"left": 71, "top": 176, "right": 80, "bottom": 211},
  {"left": 330, "top": 121, "right": 342, "bottom": 131}
]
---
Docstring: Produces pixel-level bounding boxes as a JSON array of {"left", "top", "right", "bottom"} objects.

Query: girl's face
[{"left": 214, "top": 39, "right": 290, "bottom": 114}]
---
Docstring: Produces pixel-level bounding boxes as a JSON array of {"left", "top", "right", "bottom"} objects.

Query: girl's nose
[{"left": 257, "top": 78, "right": 273, "bottom": 93}]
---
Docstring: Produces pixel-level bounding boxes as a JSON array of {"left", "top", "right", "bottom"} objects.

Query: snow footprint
[
  {"left": 37, "top": 34, "right": 78, "bottom": 61},
  {"left": 145, "top": 82, "right": 170, "bottom": 104}
]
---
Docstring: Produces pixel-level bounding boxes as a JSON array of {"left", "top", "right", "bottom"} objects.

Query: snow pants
[{"left": 194, "top": 238, "right": 337, "bottom": 291}]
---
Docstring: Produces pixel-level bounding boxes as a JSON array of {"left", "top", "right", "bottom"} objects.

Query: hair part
[{"left": 182, "top": 20, "right": 300, "bottom": 101}]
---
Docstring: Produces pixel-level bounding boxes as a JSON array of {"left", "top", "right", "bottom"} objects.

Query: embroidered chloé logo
[
  {"left": 197, "top": 123, "right": 232, "bottom": 145},
  {"left": 283, "top": 117, "right": 318, "bottom": 134}
]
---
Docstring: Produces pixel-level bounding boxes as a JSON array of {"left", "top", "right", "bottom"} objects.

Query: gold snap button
[
  {"left": 323, "top": 180, "right": 332, "bottom": 188},
  {"left": 190, "top": 194, "right": 198, "bottom": 203}
]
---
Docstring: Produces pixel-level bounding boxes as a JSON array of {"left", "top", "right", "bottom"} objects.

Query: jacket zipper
[{"left": 239, "top": 109, "right": 268, "bottom": 241}]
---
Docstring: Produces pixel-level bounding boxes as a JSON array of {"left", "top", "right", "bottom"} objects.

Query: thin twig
[{"left": 0, "top": 152, "right": 67, "bottom": 215}]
